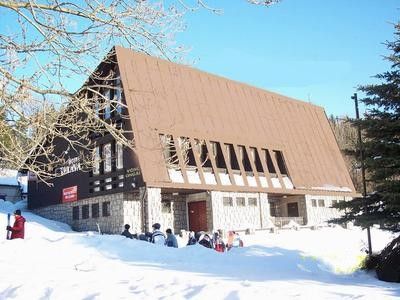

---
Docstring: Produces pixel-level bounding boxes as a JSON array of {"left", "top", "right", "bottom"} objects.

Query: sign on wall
[{"left": 62, "top": 186, "right": 78, "bottom": 203}]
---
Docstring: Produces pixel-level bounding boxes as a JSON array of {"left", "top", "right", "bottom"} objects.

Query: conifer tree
[{"left": 332, "top": 23, "right": 400, "bottom": 232}]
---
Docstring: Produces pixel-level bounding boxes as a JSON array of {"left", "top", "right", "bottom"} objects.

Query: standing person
[
  {"left": 187, "top": 231, "right": 197, "bottom": 246},
  {"left": 6, "top": 209, "right": 26, "bottom": 239},
  {"left": 151, "top": 223, "right": 166, "bottom": 245},
  {"left": 121, "top": 224, "right": 134, "bottom": 239},
  {"left": 165, "top": 228, "right": 178, "bottom": 248},
  {"left": 199, "top": 233, "right": 213, "bottom": 249},
  {"left": 213, "top": 231, "right": 226, "bottom": 253}
]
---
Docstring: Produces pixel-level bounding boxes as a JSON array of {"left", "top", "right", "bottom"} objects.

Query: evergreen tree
[{"left": 332, "top": 23, "right": 400, "bottom": 232}]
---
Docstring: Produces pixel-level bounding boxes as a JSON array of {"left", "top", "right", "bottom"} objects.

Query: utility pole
[{"left": 352, "top": 93, "right": 372, "bottom": 255}]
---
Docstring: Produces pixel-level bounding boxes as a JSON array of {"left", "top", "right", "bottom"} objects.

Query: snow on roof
[
  {"left": 0, "top": 169, "right": 28, "bottom": 192},
  {"left": 0, "top": 169, "right": 19, "bottom": 186}
]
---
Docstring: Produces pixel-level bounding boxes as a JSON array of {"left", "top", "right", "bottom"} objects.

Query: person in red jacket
[{"left": 6, "top": 209, "right": 26, "bottom": 239}]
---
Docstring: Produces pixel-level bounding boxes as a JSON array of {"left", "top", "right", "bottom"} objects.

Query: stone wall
[
  {"left": 123, "top": 190, "right": 143, "bottom": 234},
  {"left": 33, "top": 192, "right": 126, "bottom": 234},
  {"left": 304, "top": 194, "right": 351, "bottom": 225},
  {"left": 210, "top": 191, "right": 270, "bottom": 232}
]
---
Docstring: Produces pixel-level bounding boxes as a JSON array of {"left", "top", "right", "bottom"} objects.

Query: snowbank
[{"left": 0, "top": 200, "right": 399, "bottom": 299}]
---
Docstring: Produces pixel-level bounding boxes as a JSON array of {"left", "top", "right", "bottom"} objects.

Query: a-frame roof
[{"left": 115, "top": 46, "right": 356, "bottom": 196}]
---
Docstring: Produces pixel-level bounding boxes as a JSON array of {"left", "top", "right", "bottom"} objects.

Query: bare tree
[{"left": 0, "top": 0, "right": 279, "bottom": 183}]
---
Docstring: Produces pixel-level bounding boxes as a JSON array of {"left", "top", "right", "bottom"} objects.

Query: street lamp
[{"left": 352, "top": 93, "right": 372, "bottom": 255}]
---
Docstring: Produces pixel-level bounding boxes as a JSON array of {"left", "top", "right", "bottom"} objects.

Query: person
[
  {"left": 213, "top": 231, "right": 226, "bottom": 253},
  {"left": 227, "top": 231, "right": 243, "bottom": 250},
  {"left": 6, "top": 209, "right": 26, "bottom": 239},
  {"left": 165, "top": 228, "right": 178, "bottom": 248},
  {"left": 198, "top": 233, "right": 213, "bottom": 249},
  {"left": 151, "top": 223, "right": 166, "bottom": 245},
  {"left": 121, "top": 224, "right": 134, "bottom": 239},
  {"left": 187, "top": 231, "right": 197, "bottom": 246}
]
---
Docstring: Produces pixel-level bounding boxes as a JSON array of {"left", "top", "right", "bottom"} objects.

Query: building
[
  {"left": 28, "top": 46, "right": 357, "bottom": 234},
  {"left": 0, "top": 169, "right": 27, "bottom": 203}
]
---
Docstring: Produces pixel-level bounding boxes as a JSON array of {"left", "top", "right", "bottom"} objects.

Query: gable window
[
  {"left": 116, "top": 142, "right": 123, "bottom": 169},
  {"left": 115, "top": 75, "right": 123, "bottom": 114},
  {"left": 104, "top": 89, "right": 111, "bottom": 119},
  {"left": 103, "top": 143, "right": 112, "bottom": 173},
  {"left": 93, "top": 146, "right": 100, "bottom": 175}
]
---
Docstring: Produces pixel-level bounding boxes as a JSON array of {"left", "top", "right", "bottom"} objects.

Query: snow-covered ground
[{"left": 0, "top": 200, "right": 399, "bottom": 299}]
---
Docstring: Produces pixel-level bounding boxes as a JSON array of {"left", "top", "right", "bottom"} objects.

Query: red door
[{"left": 188, "top": 201, "right": 207, "bottom": 232}]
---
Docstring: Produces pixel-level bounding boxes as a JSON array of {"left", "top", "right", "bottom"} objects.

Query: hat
[
  {"left": 152, "top": 223, "right": 161, "bottom": 230},
  {"left": 14, "top": 209, "right": 21, "bottom": 216}
]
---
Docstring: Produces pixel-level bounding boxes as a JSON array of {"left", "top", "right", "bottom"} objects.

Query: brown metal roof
[{"left": 115, "top": 46, "right": 356, "bottom": 196}]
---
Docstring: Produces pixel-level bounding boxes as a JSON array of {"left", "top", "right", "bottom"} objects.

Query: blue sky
[{"left": 177, "top": 0, "right": 399, "bottom": 117}]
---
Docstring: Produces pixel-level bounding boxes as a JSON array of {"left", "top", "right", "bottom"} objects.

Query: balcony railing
[{"left": 271, "top": 216, "right": 305, "bottom": 227}]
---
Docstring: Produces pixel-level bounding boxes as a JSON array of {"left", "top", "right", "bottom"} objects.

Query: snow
[
  {"left": 311, "top": 184, "right": 353, "bottom": 192},
  {"left": 1, "top": 200, "right": 400, "bottom": 299}
]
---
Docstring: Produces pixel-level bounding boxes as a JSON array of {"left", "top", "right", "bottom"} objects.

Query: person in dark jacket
[
  {"left": 187, "top": 231, "right": 197, "bottom": 246},
  {"left": 165, "top": 228, "right": 178, "bottom": 248},
  {"left": 121, "top": 224, "right": 134, "bottom": 239},
  {"left": 6, "top": 209, "right": 25, "bottom": 239},
  {"left": 199, "top": 233, "right": 213, "bottom": 249}
]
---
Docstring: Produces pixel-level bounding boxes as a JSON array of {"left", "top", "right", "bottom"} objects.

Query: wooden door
[
  {"left": 188, "top": 201, "right": 207, "bottom": 232},
  {"left": 287, "top": 202, "right": 299, "bottom": 217}
]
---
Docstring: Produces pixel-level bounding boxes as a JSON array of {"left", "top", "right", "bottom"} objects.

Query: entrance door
[
  {"left": 287, "top": 202, "right": 299, "bottom": 217},
  {"left": 188, "top": 201, "right": 207, "bottom": 232}
]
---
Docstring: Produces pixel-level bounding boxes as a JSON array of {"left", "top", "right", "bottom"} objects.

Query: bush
[{"left": 360, "top": 253, "right": 380, "bottom": 271}]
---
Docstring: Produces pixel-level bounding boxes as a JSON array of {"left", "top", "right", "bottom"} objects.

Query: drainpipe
[
  {"left": 258, "top": 192, "right": 264, "bottom": 229},
  {"left": 140, "top": 186, "right": 148, "bottom": 233}
]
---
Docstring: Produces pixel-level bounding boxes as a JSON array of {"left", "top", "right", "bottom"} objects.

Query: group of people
[
  {"left": 121, "top": 223, "right": 178, "bottom": 248},
  {"left": 188, "top": 230, "right": 243, "bottom": 252},
  {"left": 122, "top": 223, "right": 243, "bottom": 252}
]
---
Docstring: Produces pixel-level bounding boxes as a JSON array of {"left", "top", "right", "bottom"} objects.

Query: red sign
[{"left": 62, "top": 186, "right": 78, "bottom": 203}]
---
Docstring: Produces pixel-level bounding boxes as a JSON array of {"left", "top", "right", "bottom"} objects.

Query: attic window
[
  {"left": 250, "top": 147, "right": 264, "bottom": 173},
  {"left": 103, "top": 89, "right": 111, "bottom": 119},
  {"left": 274, "top": 150, "right": 289, "bottom": 176},
  {"left": 225, "top": 144, "right": 240, "bottom": 171},
  {"left": 160, "top": 134, "right": 179, "bottom": 169},
  {"left": 238, "top": 145, "right": 252, "bottom": 173},
  {"left": 263, "top": 149, "right": 276, "bottom": 176}
]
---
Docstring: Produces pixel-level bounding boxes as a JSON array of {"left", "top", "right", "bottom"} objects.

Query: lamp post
[{"left": 351, "top": 93, "right": 372, "bottom": 255}]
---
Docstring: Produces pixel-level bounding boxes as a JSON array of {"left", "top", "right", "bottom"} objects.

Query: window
[
  {"left": 248, "top": 197, "right": 257, "bottom": 206},
  {"left": 162, "top": 201, "right": 172, "bottom": 213},
  {"left": 103, "top": 143, "right": 112, "bottom": 173},
  {"left": 236, "top": 197, "right": 246, "bottom": 206},
  {"left": 116, "top": 142, "right": 123, "bottom": 169},
  {"left": 250, "top": 147, "right": 263, "bottom": 173},
  {"left": 105, "top": 184, "right": 112, "bottom": 190},
  {"left": 82, "top": 205, "right": 89, "bottom": 219},
  {"left": 223, "top": 197, "right": 233, "bottom": 207},
  {"left": 102, "top": 201, "right": 111, "bottom": 217},
  {"left": 238, "top": 145, "right": 252, "bottom": 172},
  {"left": 93, "top": 146, "right": 100, "bottom": 175},
  {"left": 331, "top": 200, "right": 338, "bottom": 206},
  {"left": 115, "top": 76, "right": 123, "bottom": 114},
  {"left": 72, "top": 206, "right": 79, "bottom": 220},
  {"left": 312, "top": 199, "right": 317, "bottom": 207},
  {"left": 104, "top": 89, "right": 111, "bottom": 119},
  {"left": 263, "top": 149, "right": 276, "bottom": 175},
  {"left": 92, "top": 203, "right": 99, "bottom": 218},
  {"left": 318, "top": 199, "right": 325, "bottom": 207},
  {"left": 274, "top": 150, "right": 289, "bottom": 176},
  {"left": 225, "top": 144, "right": 240, "bottom": 170}
]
